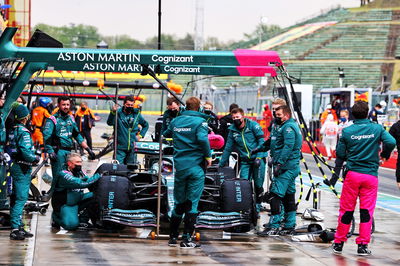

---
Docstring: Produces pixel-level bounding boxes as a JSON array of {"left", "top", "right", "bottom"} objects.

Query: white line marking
[{"left": 24, "top": 213, "right": 38, "bottom": 266}]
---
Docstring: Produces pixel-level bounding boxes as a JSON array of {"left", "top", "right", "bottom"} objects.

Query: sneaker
[
  {"left": 10, "top": 229, "right": 25, "bottom": 240},
  {"left": 168, "top": 237, "right": 178, "bottom": 247},
  {"left": 180, "top": 238, "right": 201, "bottom": 248},
  {"left": 19, "top": 227, "right": 33, "bottom": 238},
  {"left": 279, "top": 228, "right": 295, "bottom": 236},
  {"left": 357, "top": 244, "right": 371, "bottom": 256},
  {"left": 258, "top": 228, "right": 280, "bottom": 237},
  {"left": 332, "top": 242, "right": 344, "bottom": 254}
]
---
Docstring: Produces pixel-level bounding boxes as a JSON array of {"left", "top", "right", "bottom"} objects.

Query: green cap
[{"left": 13, "top": 102, "right": 30, "bottom": 120}]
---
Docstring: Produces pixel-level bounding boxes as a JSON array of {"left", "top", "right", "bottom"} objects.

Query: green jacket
[
  {"left": 10, "top": 123, "right": 36, "bottom": 163},
  {"left": 219, "top": 118, "right": 267, "bottom": 166},
  {"left": 43, "top": 112, "right": 84, "bottom": 153},
  {"left": 270, "top": 118, "right": 302, "bottom": 170},
  {"left": 163, "top": 110, "right": 211, "bottom": 171},
  {"left": 161, "top": 106, "right": 185, "bottom": 133},
  {"left": 55, "top": 169, "right": 100, "bottom": 205},
  {"left": 107, "top": 108, "right": 149, "bottom": 150},
  {"left": 337, "top": 119, "right": 395, "bottom": 177}
]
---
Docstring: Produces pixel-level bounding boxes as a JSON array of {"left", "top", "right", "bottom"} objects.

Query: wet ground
[{"left": 1, "top": 116, "right": 399, "bottom": 265}]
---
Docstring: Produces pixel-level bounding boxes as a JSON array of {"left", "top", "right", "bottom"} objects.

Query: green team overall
[
  {"left": 51, "top": 153, "right": 100, "bottom": 230},
  {"left": 218, "top": 108, "right": 267, "bottom": 211},
  {"left": 0, "top": 99, "right": 7, "bottom": 209},
  {"left": 161, "top": 97, "right": 184, "bottom": 133},
  {"left": 163, "top": 97, "right": 211, "bottom": 248},
  {"left": 43, "top": 96, "right": 94, "bottom": 194},
  {"left": 9, "top": 103, "right": 40, "bottom": 240},
  {"left": 107, "top": 96, "right": 149, "bottom": 164},
  {"left": 258, "top": 105, "right": 302, "bottom": 236}
]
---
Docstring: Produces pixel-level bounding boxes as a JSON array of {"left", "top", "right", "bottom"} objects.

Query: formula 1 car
[{"left": 93, "top": 141, "right": 257, "bottom": 233}]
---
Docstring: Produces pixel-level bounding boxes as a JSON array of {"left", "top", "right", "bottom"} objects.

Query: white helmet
[{"left": 379, "top": 100, "right": 387, "bottom": 107}]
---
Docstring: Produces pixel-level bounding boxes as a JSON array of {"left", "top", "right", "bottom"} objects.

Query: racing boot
[
  {"left": 168, "top": 215, "right": 182, "bottom": 247},
  {"left": 10, "top": 229, "right": 25, "bottom": 240},
  {"left": 180, "top": 213, "right": 200, "bottom": 248},
  {"left": 19, "top": 226, "right": 33, "bottom": 238}
]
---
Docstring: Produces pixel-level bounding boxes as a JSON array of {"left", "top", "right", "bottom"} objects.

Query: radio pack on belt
[
  {"left": 220, "top": 179, "right": 253, "bottom": 213},
  {"left": 95, "top": 175, "right": 131, "bottom": 210}
]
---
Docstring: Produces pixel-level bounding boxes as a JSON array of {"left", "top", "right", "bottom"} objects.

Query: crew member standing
[
  {"left": 31, "top": 97, "right": 52, "bottom": 149},
  {"left": 43, "top": 96, "right": 95, "bottom": 194},
  {"left": 9, "top": 103, "right": 40, "bottom": 240},
  {"left": 218, "top": 108, "right": 267, "bottom": 213},
  {"left": 75, "top": 101, "right": 96, "bottom": 150},
  {"left": 218, "top": 103, "right": 238, "bottom": 145},
  {"left": 326, "top": 109, "right": 353, "bottom": 187},
  {"left": 203, "top": 101, "right": 219, "bottom": 133},
  {"left": 332, "top": 101, "right": 395, "bottom": 256},
  {"left": 257, "top": 105, "right": 302, "bottom": 236},
  {"left": 107, "top": 95, "right": 149, "bottom": 164},
  {"left": 161, "top": 97, "right": 184, "bottom": 133},
  {"left": 163, "top": 96, "right": 211, "bottom": 248}
]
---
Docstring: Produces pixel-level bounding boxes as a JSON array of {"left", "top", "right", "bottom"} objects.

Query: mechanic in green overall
[
  {"left": 163, "top": 96, "right": 212, "bottom": 248},
  {"left": 161, "top": 97, "right": 185, "bottom": 133},
  {"left": 0, "top": 98, "right": 8, "bottom": 210},
  {"left": 9, "top": 103, "right": 40, "bottom": 240},
  {"left": 218, "top": 107, "right": 267, "bottom": 213},
  {"left": 51, "top": 152, "right": 100, "bottom": 230},
  {"left": 43, "top": 96, "right": 95, "bottom": 194},
  {"left": 107, "top": 95, "right": 149, "bottom": 164},
  {"left": 257, "top": 105, "right": 302, "bottom": 236}
]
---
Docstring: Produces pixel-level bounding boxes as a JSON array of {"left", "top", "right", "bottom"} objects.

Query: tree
[{"left": 33, "top": 23, "right": 102, "bottom": 48}]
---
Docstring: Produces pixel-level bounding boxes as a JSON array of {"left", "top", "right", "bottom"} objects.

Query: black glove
[
  {"left": 273, "top": 163, "right": 282, "bottom": 177},
  {"left": 32, "top": 155, "right": 41, "bottom": 166},
  {"left": 85, "top": 148, "right": 96, "bottom": 160},
  {"left": 49, "top": 152, "right": 57, "bottom": 162},
  {"left": 251, "top": 148, "right": 260, "bottom": 155},
  {"left": 253, "top": 158, "right": 261, "bottom": 168}
]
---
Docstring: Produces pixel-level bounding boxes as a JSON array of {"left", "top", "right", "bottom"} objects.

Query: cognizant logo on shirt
[
  {"left": 350, "top": 134, "right": 375, "bottom": 140},
  {"left": 174, "top": 127, "right": 191, "bottom": 132}
]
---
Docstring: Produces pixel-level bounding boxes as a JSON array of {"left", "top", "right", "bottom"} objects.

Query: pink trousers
[{"left": 334, "top": 170, "right": 378, "bottom": 244}]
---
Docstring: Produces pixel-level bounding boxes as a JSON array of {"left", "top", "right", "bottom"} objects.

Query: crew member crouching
[{"left": 51, "top": 153, "right": 100, "bottom": 230}]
